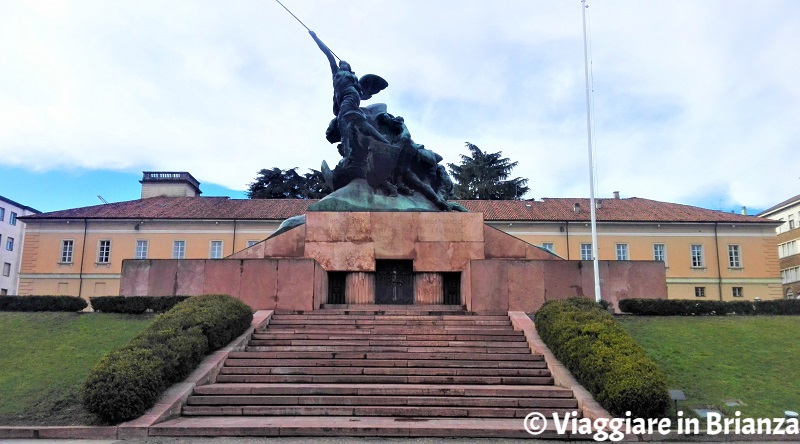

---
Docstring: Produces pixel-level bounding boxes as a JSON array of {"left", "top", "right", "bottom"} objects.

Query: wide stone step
[
  {"left": 218, "top": 366, "right": 551, "bottom": 377},
  {"left": 243, "top": 345, "right": 531, "bottom": 354},
  {"left": 222, "top": 358, "right": 548, "bottom": 369},
  {"left": 252, "top": 332, "right": 526, "bottom": 341},
  {"left": 269, "top": 314, "right": 511, "bottom": 321},
  {"left": 181, "top": 405, "right": 579, "bottom": 418},
  {"left": 214, "top": 374, "right": 554, "bottom": 385},
  {"left": 267, "top": 319, "right": 512, "bottom": 326},
  {"left": 258, "top": 328, "right": 523, "bottom": 335},
  {"left": 248, "top": 338, "right": 529, "bottom": 348},
  {"left": 186, "top": 394, "right": 576, "bottom": 408},
  {"left": 193, "top": 383, "right": 574, "bottom": 398},
  {"left": 149, "top": 416, "right": 572, "bottom": 439},
  {"left": 228, "top": 351, "right": 542, "bottom": 361}
]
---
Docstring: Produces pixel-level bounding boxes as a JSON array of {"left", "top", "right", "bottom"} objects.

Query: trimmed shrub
[
  {"left": 0, "top": 295, "right": 87, "bottom": 312},
  {"left": 90, "top": 296, "right": 190, "bottom": 314},
  {"left": 618, "top": 298, "right": 800, "bottom": 316},
  {"left": 148, "top": 296, "right": 191, "bottom": 313},
  {"left": 81, "top": 348, "right": 166, "bottom": 423},
  {"left": 536, "top": 298, "right": 670, "bottom": 418},
  {"left": 83, "top": 294, "right": 253, "bottom": 422},
  {"left": 148, "top": 294, "right": 253, "bottom": 350}
]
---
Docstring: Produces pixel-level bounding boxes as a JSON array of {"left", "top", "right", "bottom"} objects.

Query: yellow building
[
  {"left": 758, "top": 193, "right": 800, "bottom": 299},
  {"left": 18, "top": 172, "right": 782, "bottom": 302}
]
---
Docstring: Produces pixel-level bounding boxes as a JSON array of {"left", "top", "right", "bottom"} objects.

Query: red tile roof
[{"left": 21, "top": 196, "right": 777, "bottom": 225}]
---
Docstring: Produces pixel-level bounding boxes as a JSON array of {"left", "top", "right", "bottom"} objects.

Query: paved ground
[{"left": 0, "top": 439, "right": 585, "bottom": 444}]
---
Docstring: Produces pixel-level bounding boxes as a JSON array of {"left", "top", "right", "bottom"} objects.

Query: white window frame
[
  {"left": 653, "top": 243, "right": 666, "bottom": 263},
  {"left": 60, "top": 240, "right": 74, "bottom": 264},
  {"left": 9, "top": 212, "right": 17, "bottom": 226},
  {"left": 728, "top": 244, "right": 741, "bottom": 269},
  {"left": 2, "top": 262, "right": 10, "bottom": 277},
  {"left": 542, "top": 242, "right": 555, "bottom": 253},
  {"left": 172, "top": 240, "right": 186, "bottom": 259},
  {"left": 0, "top": 207, "right": 5, "bottom": 222},
  {"left": 97, "top": 240, "right": 111, "bottom": 264},
  {"left": 135, "top": 240, "right": 149, "bottom": 259},
  {"left": 690, "top": 244, "right": 705, "bottom": 268},
  {"left": 580, "top": 243, "right": 592, "bottom": 261},
  {"left": 246, "top": 240, "right": 260, "bottom": 248},
  {"left": 694, "top": 286, "right": 706, "bottom": 298},
  {"left": 5, "top": 237, "right": 14, "bottom": 251},
  {"left": 209, "top": 240, "right": 223, "bottom": 259},
  {"left": 616, "top": 243, "right": 629, "bottom": 261},
  {"left": 732, "top": 287, "right": 743, "bottom": 298}
]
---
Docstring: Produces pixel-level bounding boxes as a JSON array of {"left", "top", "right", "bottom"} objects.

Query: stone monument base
[{"left": 120, "top": 212, "right": 667, "bottom": 313}]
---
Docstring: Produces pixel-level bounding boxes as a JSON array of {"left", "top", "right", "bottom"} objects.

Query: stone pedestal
[
  {"left": 414, "top": 273, "right": 443, "bottom": 305},
  {"left": 345, "top": 272, "right": 375, "bottom": 304}
]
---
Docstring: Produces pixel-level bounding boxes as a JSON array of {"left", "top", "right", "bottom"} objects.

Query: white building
[
  {"left": 0, "top": 195, "right": 40, "bottom": 295},
  {"left": 758, "top": 194, "right": 800, "bottom": 298}
]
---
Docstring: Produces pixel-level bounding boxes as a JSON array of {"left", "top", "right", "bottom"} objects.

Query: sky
[{"left": 1, "top": 0, "right": 798, "bottom": 214}]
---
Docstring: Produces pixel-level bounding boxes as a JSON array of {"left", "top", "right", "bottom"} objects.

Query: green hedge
[
  {"left": 618, "top": 298, "right": 800, "bottom": 316},
  {"left": 83, "top": 294, "right": 253, "bottom": 423},
  {"left": 90, "top": 296, "right": 190, "bottom": 314},
  {"left": 535, "top": 298, "right": 670, "bottom": 418},
  {"left": 0, "top": 295, "right": 87, "bottom": 312}
]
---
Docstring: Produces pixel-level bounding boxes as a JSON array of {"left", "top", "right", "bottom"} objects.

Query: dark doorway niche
[
  {"left": 442, "top": 272, "right": 461, "bottom": 305},
  {"left": 327, "top": 272, "right": 347, "bottom": 304},
  {"left": 375, "top": 260, "right": 414, "bottom": 305}
]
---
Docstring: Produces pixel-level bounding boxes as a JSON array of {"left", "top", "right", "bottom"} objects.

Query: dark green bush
[
  {"left": 0, "top": 295, "right": 87, "bottom": 312},
  {"left": 148, "top": 294, "right": 253, "bottom": 350},
  {"left": 618, "top": 298, "right": 800, "bottom": 316},
  {"left": 90, "top": 296, "right": 190, "bottom": 314},
  {"left": 148, "top": 296, "right": 191, "bottom": 313},
  {"left": 83, "top": 294, "right": 253, "bottom": 422},
  {"left": 81, "top": 348, "right": 166, "bottom": 423},
  {"left": 536, "top": 298, "right": 670, "bottom": 418}
]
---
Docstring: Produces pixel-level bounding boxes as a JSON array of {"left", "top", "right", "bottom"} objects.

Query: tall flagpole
[{"left": 581, "top": 0, "right": 602, "bottom": 302}]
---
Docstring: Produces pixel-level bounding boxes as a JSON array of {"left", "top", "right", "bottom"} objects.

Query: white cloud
[{"left": 0, "top": 0, "right": 797, "bottom": 210}]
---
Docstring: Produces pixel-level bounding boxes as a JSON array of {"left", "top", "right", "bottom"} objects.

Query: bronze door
[{"left": 375, "top": 260, "right": 414, "bottom": 304}]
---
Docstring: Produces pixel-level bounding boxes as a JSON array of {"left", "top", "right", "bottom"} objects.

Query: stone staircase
[{"left": 151, "top": 306, "right": 580, "bottom": 438}]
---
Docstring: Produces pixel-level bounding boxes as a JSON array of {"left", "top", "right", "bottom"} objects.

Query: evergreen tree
[
  {"left": 447, "top": 143, "right": 530, "bottom": 200},
  {"left": 247, "top": 168, "right": 331, "bottom": 199}
]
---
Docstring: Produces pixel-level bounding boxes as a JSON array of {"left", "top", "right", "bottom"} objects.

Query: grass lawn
[
  {"left": 0, "top": 312, "right": 153, "bottom": 425},
  {"left": 619, "top": 316, "right": 800, "bottom": 419}
]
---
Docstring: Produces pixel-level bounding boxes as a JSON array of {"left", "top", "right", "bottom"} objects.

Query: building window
[
  {"left": 695, "top": 287, "right": 706, "bottom": 298},
  {"left": 0, "top": 289, "right": 6, "bottom": 295},
  {"left": 0, "top": 207, "right": 4, "bottom": 221},
  {"left": 728, "top": 245, "right": 741, "bottom": 268},
  {"left": 60, "top": 240, "right": 74, "bottom": 263},
  {"left": 790, "top": 215, "right": 796, "bottom": 230},
  {"left": 9, "top": 212, "right": 17, "bottom": 226},
  {"left": 135, "top": 240, "right": 148, "bottom": 259},
  {"left": 97, "top": 240, "right": 111, "bottom": 264},
  {"left": 732, "top": 287, "right": 744, "bottom": 298},
  {"left": 2, "top": 262, "right": 10, "bottom": 277},
  {"left": 173, "top": 240, "right": 186, "bottom": 259},
  {"left": 209, "top": 240, "right": 223, "bottom": 259},
  {"left": 246, "top": 240, "right": 259, "bottom": 248},
  {"left": 653, "top": 243, "right": 666, "bottom": 262},
  {"left": 690, "top": 244, "right": 704, "bottom": 268},
  {"left": 784, "top": 267, "right": 799, "bottom": 284},
  {"left": 616, "top": 244, "right": 629, "bottom": 261},
  {"left": 5, "top": 237, "right": 13, "bottom": 251},
  {"left": 542, "top": 242, "right": 555, "bottom": 253},
  {"left": 580, "top": 243, "right": 592, "bottom": 260}
]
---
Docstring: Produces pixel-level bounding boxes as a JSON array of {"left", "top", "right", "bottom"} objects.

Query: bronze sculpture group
[{"left": 310, "top": 31, "right": 466, "bottom": 212}]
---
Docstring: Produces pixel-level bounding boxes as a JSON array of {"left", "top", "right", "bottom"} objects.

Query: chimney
[
  {"left": 613, "top": 191, "right": 620, "bottom": 199},
  {"left": 573, "top": 202, "right": 581, "bottom": 214},
  {"left": 140, "top": 172, "right": 202, "bottom": 199},
  {"left": 741, "top": 206, "right": 748, "bottom": 216}
]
